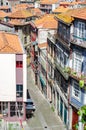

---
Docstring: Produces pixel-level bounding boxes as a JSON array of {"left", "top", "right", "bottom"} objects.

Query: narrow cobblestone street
[{"left": 27, "top": 66, "right": 66, "bottom": 130}]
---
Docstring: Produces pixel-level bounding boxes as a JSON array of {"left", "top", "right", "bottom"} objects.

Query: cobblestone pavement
[{"left": 27, "top": 66, "right": 67, "bottom": 130}]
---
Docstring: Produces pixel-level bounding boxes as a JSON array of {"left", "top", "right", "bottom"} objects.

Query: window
[
  {"left": 2, "top": 102, "right": 8, "bottom": 116},
  {"left": 75, "top": 22, "right": 85, "bottom": 39},
  {"left": 15, "top": 27, "right": 18, "bottom": 32},
  {"left": 72, "top": 81, "right": 81, "bottom": 101},
  {"left": 16, "top": 85, "right": 23, "bottom": 97},
  {"left": 17, "top": 102, "right": 23, "bottom": 116},
  {"left": 63, "top": 26, "right": 66, "bottom": 39},
  {"left": 73, "top": 52, "right": 82, "bottom": 73},
  {"left": 10, "top": 102, "right": 16, "bottom": 117},
  {"left": 78, "top": 22, "right": 85, "bottom": 38},
  {"left": 16, "top": 61, "right": 23, "bottom": 68}
]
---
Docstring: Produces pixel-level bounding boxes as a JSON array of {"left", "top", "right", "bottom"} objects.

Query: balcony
[
  {"left": 63, "top": 67, "right": 86, "bottom": 85},
  {"left": 54, "top": 58, "right": 69, "bottom": 80},
  {"left": 47, "top": 32, "right": 56, "bottom": 44},
  {"left": 70, "top": 34, "right": 86, "bottom": 48},
  {"left": 56, "top": 34, "right": 70, "bottom": 50}
]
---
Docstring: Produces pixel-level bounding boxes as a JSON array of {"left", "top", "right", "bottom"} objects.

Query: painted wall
[
  {"left": 0, "top": 23, "right": 14, "bottom": 32},
  {"left": 52, "top": 3, "right": 59, "bottom": 11},
  {"left": 0, "top": 54, "right": 16, "bottom": 101},
  {"left": 23, "top": 54, "right": 27, "bottom": 102},
  {"left": 16, "top": 68, "right": 23, "bottom": 84},
  {"left": 38, "top": 29, "right": 56, "bottom": 44}
]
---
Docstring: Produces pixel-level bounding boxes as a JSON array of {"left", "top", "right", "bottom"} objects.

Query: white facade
[
  {"left": 38, "top": 29, "right": 57, "bottom": 44},
  {"left": 0, "top": 54, "right": 16, "bottom": 101},
  {"left": 52, "top": 3, "right": 59, "bottom": 11}
]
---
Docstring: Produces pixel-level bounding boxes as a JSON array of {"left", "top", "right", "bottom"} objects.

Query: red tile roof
[
  {"left": 0, "top": 32, "right": 23, "bottom": 53},
  {"left": 40, "top": 0, "right": 58, "bottom": 4},
  {"left": 8, "top": 19, "right": 29, "bottom": 25},
  {"left": 8, "top": 9, "right": 33, "bottom": 19},
  {"left": 72, "top": 7, "right": 86, "bottom": 20},
  {"left": 34, "top": 14, "right": 58, "bottom": 29},
  {"left": 12, "top": 3, "right": 34, "bottom": 12},
  {"left": 0, "top": 10, "right": 8, "bottom": 18}
]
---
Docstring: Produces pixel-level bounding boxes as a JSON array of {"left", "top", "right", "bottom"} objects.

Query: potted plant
[{"left": 79, "top": 80, "right": 84, "bottom": 88}]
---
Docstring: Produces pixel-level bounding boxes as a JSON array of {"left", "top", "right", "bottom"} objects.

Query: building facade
[{"left": 0, "top": 32, "right": 27, "bottom": 121}]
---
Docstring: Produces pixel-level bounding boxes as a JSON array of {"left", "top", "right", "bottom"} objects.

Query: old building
[
  {"left": 30, "top": 14, "right": 57, "bottom": 98},
  {"left": 0, "top": 31, "right": 27, "bottom": 121},
  {"left": 35, "top": 0, "right": 59, "bottom": 14}
]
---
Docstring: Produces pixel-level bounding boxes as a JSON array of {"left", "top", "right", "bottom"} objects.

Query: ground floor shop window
[
  {"left": 10, "top": 102, "right": 23, "bottom": 117},
  {"left": 17, "top": 102, "right": 23, "bottom": 116},
  {"left": 10, "top": 102, "right": 16, "bottom": 117},
  {"left": 0, "top": 102, "right": 8, "bottom": 116}
]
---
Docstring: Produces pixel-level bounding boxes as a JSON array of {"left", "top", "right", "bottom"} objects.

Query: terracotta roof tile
[
  {"left": 40, "top": 0, "right": 58, "bottom": 5},
  {"left": 72, "top": 7, "right": 86, "bottom": 20},
  {"left": 53, "top": 6, "right": 69, "bottom": 13},
  {"left": 0, "top": 10, "right": 7, "bottom": 18},
  {"left": 69, "top": 1, "right": 81, "bottom": 5},
  {"left": 8, "top": 19, "right": 28, "bottom": 25},
  {"left": 12, "top": 3, "right": 34, "bottom": 12},
  {"left": 8, "top": 9, "right": 33, "bottom": 18},
  {"left": 56, "top": 8, "right": 80, "bottom": 24},
  {"left": 34, "top": 14, "right": 58, "bottom": 29},
  {"left": 30, "top": 8, "right": 43, "bottom": 16},
  {"left": 0, "top": 32, "right": 23, "bottom": 53},
  {"left": 60, "top": 1, "right": 81, "bottom": 6}
]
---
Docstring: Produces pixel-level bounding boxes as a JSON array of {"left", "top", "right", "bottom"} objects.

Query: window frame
[
  {"left": 16, "top": 61, "right": 23, "bottom": 68},
  {"left": 72, "top": 81, "right": 81, "bottom": 101},
  {"left": 16, "top": 85, "right": 23, "bottom": 98},
  {"left": 73, "top": 51, "right": 82, "bottom": 73}
]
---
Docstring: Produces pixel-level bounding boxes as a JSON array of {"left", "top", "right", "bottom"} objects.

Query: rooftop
[
  {"left": 0, "top": 10, "right": 8, "bottom": 18},
  {"left": 34, "top": 14, "right": 58, "bottom": 29},
  {"left": 8, "top": 9, "right": 33, "bottom": 19},
  {"left": 72, "top": 7, "right": 86, "bottom": 20},
  {"left": 53, "top": 6, "right": 69, "bottom": 13},
  {"left": 0, "top": 32, "right": 23, "bottom": 53},
  {"left": 56, "top": 8, "right": 81, "bottom": 24},
  {"left": 40, "top": 0, "right": 58, "bottom": 5}
]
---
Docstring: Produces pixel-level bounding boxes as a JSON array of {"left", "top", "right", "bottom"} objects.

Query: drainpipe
[{"left": 67, "top": 83, "right": 72, "bottom": 130}]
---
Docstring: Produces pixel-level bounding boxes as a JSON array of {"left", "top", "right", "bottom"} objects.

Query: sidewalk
[{"left": 27, "top": 66, "right": 67, "bottom": 130}]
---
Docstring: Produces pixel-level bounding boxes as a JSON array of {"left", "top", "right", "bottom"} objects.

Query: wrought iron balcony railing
[
  {"left": 54, "top": 58, "right": 69, "bottom": 80},
  {"left": 47, "top": 32, "right": 56, "bottom": 44}
]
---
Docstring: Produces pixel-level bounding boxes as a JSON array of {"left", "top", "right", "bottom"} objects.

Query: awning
[{"left": 40, "top": 75, "right": 46, "bottom": 87}]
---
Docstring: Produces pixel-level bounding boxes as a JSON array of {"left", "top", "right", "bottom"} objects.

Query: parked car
[{"left": 26, "top": 98, "right": 36, "bottom": 118}]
